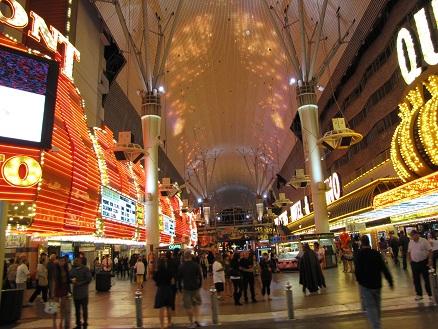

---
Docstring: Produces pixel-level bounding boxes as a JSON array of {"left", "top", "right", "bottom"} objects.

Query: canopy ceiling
[{"left": 94, "top": 0, "right": 371, "bottom": 208}]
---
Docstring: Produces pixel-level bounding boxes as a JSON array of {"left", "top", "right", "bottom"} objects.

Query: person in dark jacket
[
  {"left": 399, "top": 231, "right": 410, "bottom": 270},
  {"left": 47, "top": 253, "right": 58, "bottom": 298},
  {"left": 259, "top": 252, "right": 273, "bottom": 300},
  {"left": 154, "top": 256, "right": 175, "bottom": 329},
  {"left": 298, "top": 243, "right": 326, "bottom": 295},
  {"left": 355, "top": 235, "right": 393, "bottom": 329},
  {"left": 70, "top": 257, "right": 92, "bottom": 329},
  {"left": 239, "top": 251, "right": 257, "bottom": 303},
  {"left": 178, "top": 251, "right": 203, "bottom": 329},
  {"left": 55, "top": 256, "right": 71, "bottom": 329},
  {"left": 388, "top": 232, "right": 399, "bottom": 265},
  {"left": 230, "top": 252, "right": 242, "bottom": 305}
]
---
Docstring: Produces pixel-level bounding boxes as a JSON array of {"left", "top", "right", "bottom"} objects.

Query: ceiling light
[
  {"left": 263, "top": 194, "right": 267, "bottom": 199},
  {"left": 317, "top": 85, "right": 325, "bottom": 92},
  {"left": 289, "top": 77, "right": 296, "bottom": 85},
  {"left": 158, "top": 86, "right": 165, "bottom": 93},
  {"left": 197, "top": 198, "right": 202, "bottom": 203},
  {"left": 245, "top": 30, "right": 250, "bottom": 36}
]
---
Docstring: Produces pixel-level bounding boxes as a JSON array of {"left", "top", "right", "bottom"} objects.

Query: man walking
[
  {"left": 399, "top": 231, "right": 410, "bottom": 270},
  {"left": 239, "top": 251, "right": 257, "bottom": 303},
  {"left": 355, "top": 235, "right": 393, "bottom": 329},
  {"left": 134, "top": 256, "right": 145, "bottom": 290},
  {"left": 408, "top": 230, "right": 433, "bottom": 301},
  {"left": 15, "top": 255, "right": 30, "bottom": 291},
  {"left": 70, "top": 258, "right": 92, "bottom": 329},
  {"left": 388, "top": 232, "right": 399, "bottom": 265},
  {"left": 178, "top": 250, "right": 203, "bottom": 329}
]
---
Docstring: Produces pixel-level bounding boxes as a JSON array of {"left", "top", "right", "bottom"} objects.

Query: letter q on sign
[{"left": 1, "top": 155, "right": 42, "bottom": 187}]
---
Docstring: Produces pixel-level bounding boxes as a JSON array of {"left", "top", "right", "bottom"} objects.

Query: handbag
[{"left": 44, "top": 301, "right": 59, "bottom": 315}]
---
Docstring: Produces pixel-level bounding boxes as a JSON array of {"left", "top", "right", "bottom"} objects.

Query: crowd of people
[
  {"left": 1, "top": 229, "right": 437, "bottom": 329},
  {"left": 3, "top": 252, "right": 92, "bottom": 329}
]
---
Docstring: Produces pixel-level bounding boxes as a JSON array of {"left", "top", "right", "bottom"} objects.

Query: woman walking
[
  {"left": 200, "top": 253, "right": 208, "bottom": 280},
  {"left": 154, "top": 257, "right": 175, "bottom": 329},
  {"left": 299, "top": 243, "right": 326, "bottom": 295},
  {"left": 28, "top": 254, "right": 49, "bottom": 304},
  {"left": 259, "top": 253, "right": 273, "bottom": 300},
  {"left": 230, "top": 252, "right": 242, "bottom": 305}
]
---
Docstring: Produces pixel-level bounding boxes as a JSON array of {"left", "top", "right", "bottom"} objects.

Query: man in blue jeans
[{"left": 355, "top": 235, "right": 393, "bottom": 329}]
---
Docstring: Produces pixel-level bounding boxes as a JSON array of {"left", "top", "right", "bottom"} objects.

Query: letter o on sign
[
  {"left": 2, "top": 156, "right": 42, "bottom": 187},
  {"left": 331, "top": 172, "right": 341, "bottom": 200}
]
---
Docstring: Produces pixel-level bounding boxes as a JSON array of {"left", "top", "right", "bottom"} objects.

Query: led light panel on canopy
[{"left": 0, "top": 44, "right": 59, "bottom": 149}]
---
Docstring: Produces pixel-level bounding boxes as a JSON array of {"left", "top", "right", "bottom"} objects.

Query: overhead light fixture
[
  {"left": 197, "top": 198, "right": 202, "bottom": 203},
  {"left": 289, "top": 77, "right": 296, "bottom": 85},
  {"left": 158, "top": 86, "right": 165, "bottom": 93}
]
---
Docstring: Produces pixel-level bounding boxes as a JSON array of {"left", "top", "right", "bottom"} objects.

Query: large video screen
[
  {"left": 101, "top": 186, "right": 137, "bottom": 226},
  {"left": 0, "top": 45, "right": 59, "bottom": 148}
]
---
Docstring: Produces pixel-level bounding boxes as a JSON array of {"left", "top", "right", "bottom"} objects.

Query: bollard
[
  {"left": 285, "top": 281, "right": 294, "bottom": 320},
  {"left": 135, "top": 290, "right": 143, "bottom": 328},
  {"left": 209, "top": 287, "right": 219, "bottom": 325}
]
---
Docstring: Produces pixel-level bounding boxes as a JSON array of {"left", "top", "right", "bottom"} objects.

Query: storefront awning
[{"left": 288, "top": 178, "right": 402, "bottom": 233}]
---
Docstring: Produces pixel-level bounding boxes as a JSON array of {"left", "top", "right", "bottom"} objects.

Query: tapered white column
[
  {"left": 142, "top": 92, "right": 161, "bottom": 249},
  {"left": 297, "top": 82, "right": 329, "bottom": 233}
]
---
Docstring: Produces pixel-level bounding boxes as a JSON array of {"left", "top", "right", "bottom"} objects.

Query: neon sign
[
  {"left": 0, "top": 154, "right": 42, "bottom": 187},
  {"left": 397, "top": 0, "right": 438, "bottom": 84},
  {"left": 0, "top": 0, "right": 80, "bottom": 81},
  {"left": 289, "top": 172, "right": 341, "bottom": 223}
]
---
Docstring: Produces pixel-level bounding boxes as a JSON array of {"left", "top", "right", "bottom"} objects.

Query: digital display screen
[
  {"left": 101, "top": 186, "right": 137, "bottom": 226},
  {"left": 0, "top": 45, "right": 58, "bottom": 148},
  {"left": 162, "top": 214, "right": 176, "bottom": 236}
]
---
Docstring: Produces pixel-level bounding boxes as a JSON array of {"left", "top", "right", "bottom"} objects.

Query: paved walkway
[{"left": 7, "top": 262, "right": 437, "bottom": 328}]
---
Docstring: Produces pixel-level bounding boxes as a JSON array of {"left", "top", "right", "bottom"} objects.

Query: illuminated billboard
[
  {"left": 0, "top": 45, "right": 58, "bottom": 148},
  {"left": 101, "top": 186, "right": 137, "bottom": 226}
]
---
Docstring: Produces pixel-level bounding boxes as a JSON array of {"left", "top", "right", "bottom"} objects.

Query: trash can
[
  {"left": 0, "top": 289, "right": 24, "bottom": 325},
  {"left": 96, "top": 271, "right": 111, "bottom": 292}
]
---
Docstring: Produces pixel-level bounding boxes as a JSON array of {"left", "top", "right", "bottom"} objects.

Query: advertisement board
[
  {"left": 0, "top": 45, "right": 58, "bottom": 148},
  {"left": 101, "top": 186, "right": 137, "bottom": 226}
]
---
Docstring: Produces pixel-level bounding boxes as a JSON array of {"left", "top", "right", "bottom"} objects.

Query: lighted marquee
[
  {"left": 391, "top": 76, "right": 438, "bottom": 182},
  {"left": 101, "top": 186, "right": 137, "bottom": 226},
  {"left": 0, "top": 6, "right": 197, "bottom": 244}
]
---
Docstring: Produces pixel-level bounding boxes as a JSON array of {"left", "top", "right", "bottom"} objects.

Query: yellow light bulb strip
[{"left": 419, "top": 75, "right": 438, "bottom": 166}]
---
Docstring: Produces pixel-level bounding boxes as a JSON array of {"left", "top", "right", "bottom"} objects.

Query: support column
[
  {"left": 297, "top": 82, "right": 329, "bottom": 233},
  {"left": 142, "top": 91, "right": 161, "bottom": 250}
]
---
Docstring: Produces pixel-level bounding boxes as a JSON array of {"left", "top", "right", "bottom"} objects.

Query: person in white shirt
[
  {"left": 407, "top": 230, "right": 433, "bottom": 301},
  {"left": 135, "top": 256, "right": 146, "bottom": 290},
  {"left": 16, "top": 255, "right": 30, "bottom": 291},
  {"left": 212, "top": 254, "right": 225, "bottom": 300}
]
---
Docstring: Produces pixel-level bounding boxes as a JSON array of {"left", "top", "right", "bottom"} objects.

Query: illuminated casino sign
[
  {"left": 101, "top": 186, "right": 137, "bottom": 226},
  {"left": 0, "top": 0, "right": 80, "bottom": 81},
  {"left": 396, "top": 0, "right": 438, "bottom": 84},
  {"left": 0, "top": 154, "right": 42, "bottom": 187},
  {"left": 290, "top": 172, "right": 342, "bottom": 222}
]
